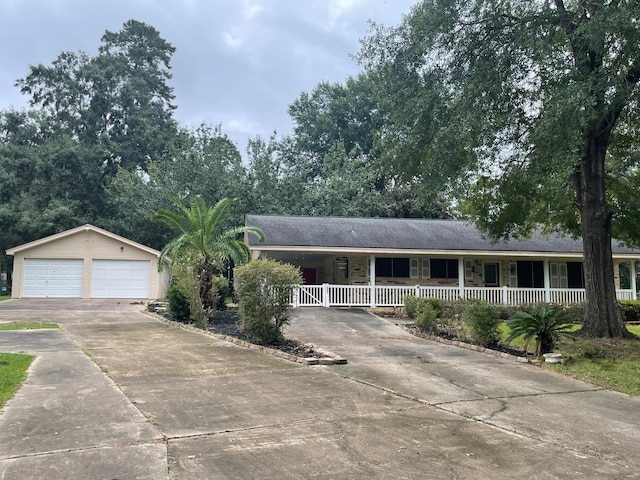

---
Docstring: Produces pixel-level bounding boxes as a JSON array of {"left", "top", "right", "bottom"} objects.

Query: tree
[
  {"left": 0, "top": 110, "right": 105, "bottom": 251},
  {"left": 283, "top": 74, "right": 452, "bottom": 218},
  {"left": 16, "top": 19, "right": 178, "bottom": 177},
  {"left": 106, "top": 124, "right": 248, "bottom": 249},
  {"left": 359, "top": 0, "right": 640, "bottom": 338},
  {"left": 152, "top": 197, "right": 264, "bottom": 323}
]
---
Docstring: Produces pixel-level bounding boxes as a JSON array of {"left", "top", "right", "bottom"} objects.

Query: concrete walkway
[{"left": 0, "top": 300, "right": 638, "bottom": 479}]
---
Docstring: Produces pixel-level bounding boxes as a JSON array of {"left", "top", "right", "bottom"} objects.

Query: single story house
[
  {"left": 245, "top": 214, "right": 640, "bottom": 307},
  {"left": 6, "top": 225, "right": 169, "bottom": 300}
]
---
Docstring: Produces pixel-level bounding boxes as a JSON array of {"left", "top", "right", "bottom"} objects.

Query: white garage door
[
  {"left": 91, "top": 260, "right": 150, "bottom": 298},
  {"left": 23, "top": 259, "right": 83, "bottom": 298}
]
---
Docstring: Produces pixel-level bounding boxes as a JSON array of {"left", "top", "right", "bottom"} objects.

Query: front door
[
  {"left": 302, "top": 267, "right": 318, "bottom": 285},
  {"left": 483, "top": 262, "right": 500, "bottom": 287}
]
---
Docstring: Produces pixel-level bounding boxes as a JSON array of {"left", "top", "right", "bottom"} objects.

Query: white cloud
[
  {"left": 241, "top": 0, "right": 263, "bottom": 20},
  {"left": 327, "top": 0, "right": 367, "bottom": 20},
  {"left": 222, "top": 30, "right": 243, "bottom": 49}
]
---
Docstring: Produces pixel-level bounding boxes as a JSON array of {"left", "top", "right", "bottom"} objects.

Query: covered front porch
[
  {"left": 293, "top": 283, "right": 636, "bottom": 308},
  {"left": 287, "top": 254, "right": 638, "bottom": 308}
]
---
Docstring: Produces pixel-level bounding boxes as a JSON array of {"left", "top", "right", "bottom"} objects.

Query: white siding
[{"left": 10, "top": 229, "right": 167, "bottom": 299}]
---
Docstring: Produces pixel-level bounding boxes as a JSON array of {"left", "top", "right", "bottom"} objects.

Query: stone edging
[
  {"left": 144, "top": 310, "right": 347, "bottom": 366},
  {"left": 397, "top": 324, "right": 539, "bottom": 364}
]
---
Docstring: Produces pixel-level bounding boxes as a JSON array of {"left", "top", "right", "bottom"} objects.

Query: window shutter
[
  {"left": 422, "top": 259, "right": 431, "bottom": 279},
  {"left": 509, "top": 262, "right": 518, "bottom": 288},
  {"left": 410, "top": 258, "right": 419, "bottom": 279},
  {"left": 559, "top": 263, "right": 568, "bottom": 288}
]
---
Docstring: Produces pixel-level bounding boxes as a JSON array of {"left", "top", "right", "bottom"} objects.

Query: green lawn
[
  {"left": 0, "top": 322, "right": 59, "bottom": 331},
  {"left": 551, "top": 325, "right": 640, "bottom": 395},
  {"left": 0, "top": 295, "right": 10, "bottom": 302},
  {"left": 0, "top": 322, "right": 58, "bottom": 408},
  {"left": 500, "top": 322, "right": 640, "bottom": 395},
  {"left": 0, "top": 352, "right": 35, "bottom": 408}
]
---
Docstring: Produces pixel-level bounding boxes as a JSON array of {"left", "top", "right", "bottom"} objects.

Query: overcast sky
[{"left": 1, "top": 0, "right": 417, "bottom": 155}]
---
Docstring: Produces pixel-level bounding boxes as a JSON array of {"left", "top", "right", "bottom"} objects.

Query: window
[
  {"left": 516, "top": 261, "right": 544, "bottom": 288},
  {"left": 567, "top": 262, "right": 584, "bottom": 288},
  {"left": 429, "top": 259, "right": 459, "bottom": 279},
  {"left": 375, "top": 257, "right": 410, "bottom": 278},
  {"left": 620, "top": 262, "right": 632, "bottom": 290}
]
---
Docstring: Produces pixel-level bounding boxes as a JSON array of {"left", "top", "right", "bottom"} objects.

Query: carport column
[
  {"left": 458, "top": 256, "right": 465, "bottom": 300},
  {"left": 543, "top": 259, "right": 551, "bottom": 303},
  {"left": 369, "top": 255, "right": 376, "bottom": 308},
  {"left": 631, "top": 261, "right": 637, "bottom": 300}
]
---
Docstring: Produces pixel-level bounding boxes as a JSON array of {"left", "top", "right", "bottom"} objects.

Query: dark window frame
[
  {"left": 375, "top": 257, "right": 411, "bottom": 278},
  {"left": 429, "top": 258, "right": 459, "bottom": 279}
]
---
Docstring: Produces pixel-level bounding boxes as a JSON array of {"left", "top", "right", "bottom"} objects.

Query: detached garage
[{"left": 6, "top": 225, "right": 169, "bottom": 300}]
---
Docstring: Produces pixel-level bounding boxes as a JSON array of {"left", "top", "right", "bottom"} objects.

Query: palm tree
[{"left": 153, "top": 196, "right": 264, "bottom": 317}]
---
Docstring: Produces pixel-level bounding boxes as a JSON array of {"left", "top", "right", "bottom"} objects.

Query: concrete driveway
[{"left": 0, "top": 300, "right": 638, "bottom": 479}]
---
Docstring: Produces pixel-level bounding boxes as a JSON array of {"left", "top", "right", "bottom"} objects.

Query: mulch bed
[
  {"left": 148, "top": 304, "right": 319, "bottom": 358},
  {"left": 369, "top": 308, "right": 530, "bottom": 360}
]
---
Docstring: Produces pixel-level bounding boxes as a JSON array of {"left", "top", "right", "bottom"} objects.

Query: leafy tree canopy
[
  {"left": 358, "top": 0, "right": 640, "bottom": 337},
  {"left": 106, "top": 124, "right": 247, "bottom": 249},
  {"left": 16, "top": 19, "right": 178, "bottom": 176}
]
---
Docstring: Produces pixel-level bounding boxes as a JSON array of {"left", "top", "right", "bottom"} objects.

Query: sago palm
[
  {"left": 153, "top": 196, "right": 264, "bottom": 312},
  {"left": 506, "top": 305, "right": 574, "bottom": 356}
]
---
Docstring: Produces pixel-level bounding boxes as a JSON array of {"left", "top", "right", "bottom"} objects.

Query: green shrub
[
  {"left": 234, "top": 259, "right": 302, "bottom": 345},
  {"left": 619, "top": 300, "right": 640, "bottom": 323},
  {"left": 463, "top": 301, "right": 500, "bottom": 347},
  {"left": 548, "top": 301, "right": 638, "bottom": 324},
  {"left": 403, "top": 295, "right": 443, "bottom": 320},
  {"left": 414, "top": 304, "right": 438, "bottom": 332},
  {"left": 424, "top": 297, "right": 443, "bottom": 318},
  {"left": 167, "top": 284, "right": 191, "bottom": 321},
  {"left": 404, "top": 295, "right": 420, "bottom": 319},
  {"left": 563, "top": 303, "right": 585, "bottom": 323},
  {"left": 441, "top": 300, "right": 467, "bottom": 322},
  {"left": 210, "top": 275, "right": 229, "bottom": 311},
  {"left": 506, "top": 304, "right": 574, "bottom": 356}
]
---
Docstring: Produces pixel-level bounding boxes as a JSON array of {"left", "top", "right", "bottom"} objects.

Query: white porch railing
[{"left": 291, "top": 284, "right": 636, "bottom": 308}]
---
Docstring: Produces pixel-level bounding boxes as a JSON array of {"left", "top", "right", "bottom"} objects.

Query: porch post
[
  {"left": 631, "top": 261, "right": 637, "bottom": 300},
  {"left": 369, "top": 255, "right": 376, "bottom": 308},
  {"left": 543, "top": 259, "right": 551, "bottom": 303},
  {"left": 458, "top": 256, "right": 465, "bottom": 300},
  {"left": 323, "top": 283, "right": 330, "bottom": 308}
]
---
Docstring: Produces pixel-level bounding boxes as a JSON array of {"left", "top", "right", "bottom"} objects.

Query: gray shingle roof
[{"left": 245, "top": 214, "right": 640, "bottom": 255}]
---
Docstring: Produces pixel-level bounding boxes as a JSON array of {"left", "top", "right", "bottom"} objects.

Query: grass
[
  {"left": 0, "top": 352, "right": 35, "bottom": 408},
  {"left": 0, "top": 295, "right": 10, "bottom": 302},
  {"left": 549, "top": 325, "right": 640, "bottom": 395},
  {"left": 500, "top": 322, "right": 640, "bottom": 395},
  {"left": 0, "top": 322, "right": 59, "bottom": 331}
]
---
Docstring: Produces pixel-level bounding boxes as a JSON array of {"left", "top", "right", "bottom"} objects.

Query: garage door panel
[
  {"left": 91, "top": 260, "right": 150, "bottom": 298},
  {"left": 23, "top": 259, "right": 83, "bottom": 298}
]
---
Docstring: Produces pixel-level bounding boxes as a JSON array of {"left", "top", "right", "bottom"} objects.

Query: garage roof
[
  {"left": 245, "top": 215, "right": 640, "bottom": 256},
  {"left": 6, "top": 224, "right": 162, "bottom": 257}
]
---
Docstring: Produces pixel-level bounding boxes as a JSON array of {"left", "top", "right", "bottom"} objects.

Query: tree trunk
[{"left": 576, "top": 136, "right": 629, "bottom": 338}]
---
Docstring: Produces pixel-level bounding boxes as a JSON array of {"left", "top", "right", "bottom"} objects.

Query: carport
[{"left": 6, "top": 225, "right": 169, "bottom": 300}]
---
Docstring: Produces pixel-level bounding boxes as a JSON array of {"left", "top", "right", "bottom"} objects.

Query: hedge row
[{"left": 403, "top": 296, "right": 640, "bottom": 324}]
